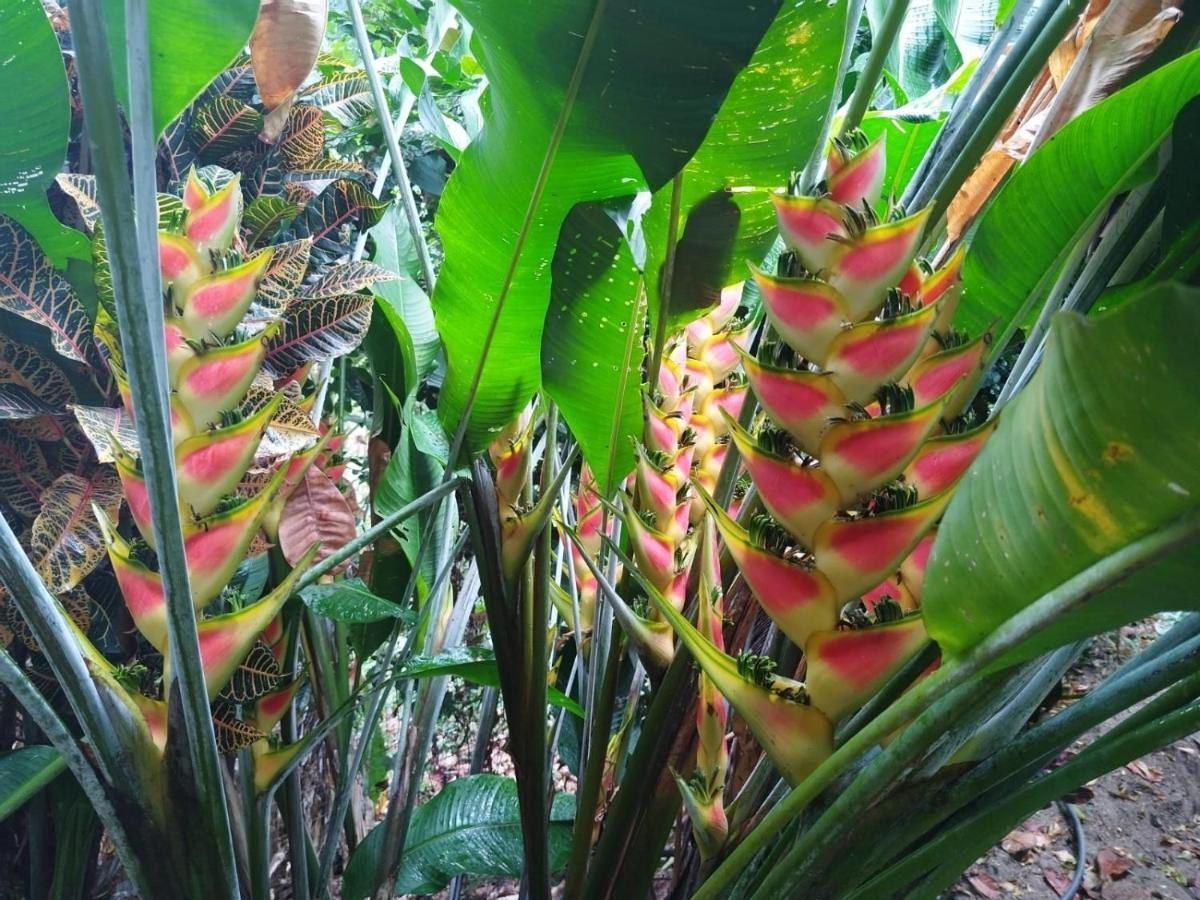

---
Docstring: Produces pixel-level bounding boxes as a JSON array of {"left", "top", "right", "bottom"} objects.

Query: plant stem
[
  {"left": 695, "top": 509, "right": 1200, "bottom": 897},
  {"left": 346, "top": 0, "right": 437, "bottom": 293},
  {"left": 648, "top": 173, "right": 684, "bottom": 382},
  {"left": 840, "top": 0, "right": 912, "bottom": 136}
]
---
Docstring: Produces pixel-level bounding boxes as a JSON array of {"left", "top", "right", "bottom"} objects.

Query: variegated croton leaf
[
  {"left": 262, "top": 292, "right": 374, "bottom": 376},
  {"left": 71, "top": 405, "right": 140, "bottom": 463},
  {"left": 0, "top": 217, "right": 97, "bottom": 365},
  {"left": 212, "top": 700, "right": 268, "bottom": 753},
  {"left": 298, "top": 259, "right": 397, "bottom": 299},
  {"left": 54, "top": 174, "right": 101, "bottom": 233},
  {"left": 0, "top": 332, "right": 76, "bottom": 420},
  {"left": 291, "top": 178, "right": 388, "bottom": 260},
  {"left": 299, "top": 71, "right": 371, "bottom": 127},
  {"left": 243, "top": 197, "right": 301, "bottom": 249},
  {"left": 254, "top": 238, "right": 312, "bottom": 313},
  {"left": 189, "top": 95, "right": 264, "bottom": 161},
  {"left": 31, "top": 466, "right": 123, "bottom": 593},
  {"left": 280, "top": 104, "right": 325, "bottom": 168},
  {"left": 0, "top": 424, "right": 54, "bottom": 519},
  {"left": 224, "top": 639, "right": 283, "bottom": 703}
]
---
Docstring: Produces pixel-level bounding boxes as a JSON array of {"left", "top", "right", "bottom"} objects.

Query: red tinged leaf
[
  {"left": 827, "top": 133, "right": 885, "bottom": 209},
  {"left": 277, "top": 465, "right": 357, "bottom": 572},
  {"left": 900, "top": 531, "right": 935, "bottom": 604},
  {"left": 828, "top": 209, "right": 930, "bottom": 319},
  {"left": 158, "top": 232, "right": 206, "bottom": 288},
  {"left": 180, "top": 251, "right": 271, "bottom": 342},
  {"left": 185, "top": 175, "right": 242, "bottom": 253},
  {"left": 176, "top": 326, "right": 274, "bottom": 429},
  {"left": 905, "top": 329, "right": 990, "bottom": 416},
  {"left": 966, "top": 873, "right": 1001, "bottom": 899},
  {"left": 488, "top": 410, "right": 532, "bottom": 509},
  {"left": 814, "top": 491, "right": 952, "bottom": 602},
  {"left": 818, "top": 393, "right": 948, "bottom": 503},
  {"left": 805, "top": 616, "right": 928, "bottom": 721},
  {"left": 1096, "top": 847, "right": 1134, "bottom": 880},
  {"left": 726, "top": 415, "right": 838, "bottom": 547},
  {"left": 902, "top": 417, "right": 998, "bottom": 498},
  {"left": 825, "top": 301, "right": 941, "bottom": 403},
  {"left": 700, "top": 486, "right": 838, "bottom": 647},
  {"left": 753, "top": 267, "right": 850, "bottom": 363},
  {"left": 772, "top": 194, "right": 847, "bottom": 271},
  {"left": 255, "top": 678, "right": 303, "bottom": 735},
  {"left": 735, "top": 344, "right": 846, "bottom": 455},
  {"left": 176, "top": 395, "right": 280, "bottom": 517},
  {"left": 185, "top": 467, "right": 284, "bottom": 606}
]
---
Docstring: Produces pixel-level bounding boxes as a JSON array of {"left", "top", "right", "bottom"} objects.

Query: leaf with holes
[
  {"left": 277, "top": 466, "right": 357, "bottom": 571},
  {"left": 189, "top": 95, "right": 264, "bottom": 160},
  {"left": 255, "top": 239, "right": 311, "bottom": 313},
  {"left": 0, "top": 218, "right": 95, "bottom": 365},
  {"left": 280, "top": 105, "right": 325, "bottom": 168},
  {"left": 31, "top": 468, "right": 123, "bottom": 593},
  {"left": 243, "top": 197, "right": 300, "bottom": 248},
  {"left": 0, "top": 425, "right": 54, "bottom": 520},
  {"left": 263, "top": 293, "right": 373, "bottom": 376},
  {"left": 300, "top": 261, "right": 397, "bottom": 299},
  {"left": 0, "top": 333, "right": 76, "bottom": 420},
  {"left": 71, "top": 406, "right": 140, "bottom": 462},
  {"left": 54, "top": 175, "right": 102, "bottom": 234},
  {"left": 300, "top": 72, "right": 371, "bottom": 127},
  {"left": 291, "top": 179, "right": 388, "bottom": 259},
  {"left": 224, "top": 640, "right": 283, "bottom": 703}
]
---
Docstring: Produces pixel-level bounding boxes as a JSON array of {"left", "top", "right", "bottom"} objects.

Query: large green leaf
[
  {"left": 399, "top": 647, "right": 584, "bottom": 716},
  {"left": 0, "top": 745, "right": 65, "bottom": 823},
  {"left": 0, "top": 0, "right": 87, "bottom": 265},
  {"left": 924, "top": 284, "right": 1200, "bottom": 665},
  {"left": 103, "top": 0, "right": 261, "bottom": 137},
  {"left": 645, "top": 0, "right": 849, "bottom": 327},
  {"left": 342, "top": 775, "right": 576, "bottom": 900},
  {"left": 541, "top": 204, "right": 645, "bottom": 493},
  {"left": 300, "top": 579, "right": 413, "bottom": 624},
  {"left": 431, "top": 0, "right": 789, "bottom": 448},
  {"left": 370, "top": 207, "right": 440, "bottom": 378},
  {"left": 959, "top": 49, "right": 1200, "bottom": 335},
  {"left": 859, "top": 111, "right": 945, "bottom": 208}
]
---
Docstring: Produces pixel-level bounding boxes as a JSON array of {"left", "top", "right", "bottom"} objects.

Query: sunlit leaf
[
  {"left": 291, "top": 178, "right": 388, "bottom": 259},
  {"left": 370, "top": 206, "right": 438, "bottom": 377},
  {"left": 300, "top": 72, "right": 372, "bottom": 127},
  {"left": 279, "top": 104, "right": 326, "bottom": 168},
  {"left": 300, "top": 578, "right": 411, "bottom": 624}
]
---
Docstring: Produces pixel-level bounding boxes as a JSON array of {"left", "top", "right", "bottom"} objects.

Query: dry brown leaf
[
  {"left": 277, "top": 465, "right": 356, "bottom": 572},
  {"left": 967, "top": 871, "right": 1002, "bottom": 898},
  {"left": 1002, "top": 828, "right": 1053, "bottom": 857},
  {"left": 1124, "top": 759, "right": 1162, "bottom": 782},
  {"left": 1096, "top": 847, "right": 1133, "bottom": 881},
  {"left": 250, "top": 0, "right": 328, "bottom": 141},
  {"left": 946, "top": 149, "right": 1019, "bottom": 241},
  {"left": 1043, "top": 866, "right": 1072, "bottom": 894}
]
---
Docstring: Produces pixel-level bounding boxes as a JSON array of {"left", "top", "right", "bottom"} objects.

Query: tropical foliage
[{"left": 0, "top": 0, "right": 1197, "bottom": 898}]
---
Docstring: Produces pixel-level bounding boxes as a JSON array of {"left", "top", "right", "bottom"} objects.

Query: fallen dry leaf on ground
[
  {"left": 1002, "top": 829, "right": 1053, "bottom": 857},
  {"left": 1125, "top": 759, "right": 1163, "bottom": 782},
  {"left": 1096, "top": 847, "right": 1134, "bottom": 881},
  {"left": 967, "top": 871, "right": 1002, "bottom": 898}
]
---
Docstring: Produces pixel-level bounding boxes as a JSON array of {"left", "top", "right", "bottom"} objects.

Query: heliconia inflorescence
[
  {"left": 92, "top": 169, "right": 325, "bottom": 785},
  {"left": 625, "top": 132, "right": 995, "bottom": 846}
]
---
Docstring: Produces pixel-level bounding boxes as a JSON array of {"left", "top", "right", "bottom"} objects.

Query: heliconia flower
[
  {"left": 635, "top": 447, "right": 683, "bottom": 537},
  {"left": 646, "top": 574, "right": 834, "bottom": 786},
  {"left": 179, "top": 250, "right": 271, "bottom": 343},
  {"left": 252, "top": 741, "right": 304, "bottom": 794},
  {"left": 110, "top": 436, "right": 154, "bottom": 545},
  {"left": 827, "top": 132, "right": 885, "bottom": 209},
  {"left": 694, "top": 517, "right": 729, "bottom": 783},
  {"left": 176, "top": 395, "right": 281, "bottom": 518},
  {"left": 813, "top": 490, "right": 953, "bottom": 602},
  {"left": 159, "top": 231, "right": 206, "bottom": 289},
  {"left": 700, "top": 384, "right": 746, "bottom": 435},
  {"left": 772, "top": 194, "right": 847, "bottom": 271},
  {"left": 263, "top": 429, "right": 336, "bottom": 540},
  {"left": 179, "top": 543, "right": 316, "bottom": 699},
  {"left": 725, "top": 415, "right": 838, "bottom": 548},
  {"left": 708, "top": 281, "right": 743, "bottom": 332},
  {"left": 619, "top": 500, "right": 678, "bottom": 592},
  {"left": 734, "top": 343, "right": 846, "bottom": 455},
  {"left": 901, "top": 416, "right": 998, "bottom": 498},
  {"left": 817, "top": 393, "right": 948, "bottom": 503},
  {"left": 698, "top": 326, "right": 748, "bottom": 382},
  {"left": 699, "top": 486, "right": 838, "bottom": 647},
  {"left": 185, "top": 175, "right": 242, "bottom": 254},
  {"left": 898, "top": 264, "right": 924, "bottom": 299},
  {"left": 905, "top": 329, "right": 990, "bottom": 416},
  {"left": 923, "top": 244, "right": 967, "bottom": 332},
  {"left": 96, "top": 507, "right": 168, "bottom": 650},
  {"left": 827, "top": 209, "right": 931, "bottom": 319},
  {"left": 261, "top": 612, "right": 285, "bottom": 659},
  {"left": 128, "top": 693, "right": 169, "bottom": 755},
  {"left": 824, "top": 300, "right": 941, "bottom": 403},
  {"left": 164, "top": 321, "right": 196, "bottom": 381},
  {"left": 804, "top": 615, "right": 928, "bottom": 721},
  {"left": 255, "top": 677, "right": 304, "bottom": 735},
  {"left": 182, "top": 167, "right": 210, "bottom": 212},
  {"left": 684, "top": 357, "right": 715, "bottom": 402},
  {"left": 899, "top": 531, "right": 935, "bottom": 604},
  {"left": 862, "top": 575, "right": 915, "bottom": 612},
  {"left": 489, "top": 408, "right": 533, "bottom": 509},
  {"left": 674, "top": 770, "right": 729, "bottom": 859},
  {"left": 643, "top": 395, "right": 682, "bottom": 456},
  {"left": 175, "top": 324, "right": 276, "bottom": 429},
  {"left": 753, "top": 267, "right": 850, "bottom": 364},
  {"left": 183, "top": 465, "right": 285, "bottom": 606}
]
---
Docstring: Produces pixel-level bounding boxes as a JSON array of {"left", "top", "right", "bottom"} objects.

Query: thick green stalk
[
  {"left": 647, "top": 173, "right": 684, "bottom": 382},
  {"left": 799, "top": 0, "right": 865, "bottom": 189},
  {"left": 915, "top": 0, "right": 1086, "bottom": 231},
  {"left": 0, "top": 651, "right": 150, "bottom": 897},
  {"left": 863, "top": 699, "right": 1200, "bottom": 897},
  {"left": 695, "top": 509, "right": 1200, "bottom": 897},
  {"left": 840, "top": 0, "right": 912, "bottom": 135},
  {"left": 73, "top": 2, "right": 239, "bottom": 892}
]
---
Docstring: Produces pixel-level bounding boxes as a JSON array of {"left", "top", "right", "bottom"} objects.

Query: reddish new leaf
[{"left": 277, "top": 465, "right": 356, "bottom": 571}]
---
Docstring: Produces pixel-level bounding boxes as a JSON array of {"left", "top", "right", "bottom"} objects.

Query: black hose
[{"left": 1056, "top": 801, "right": 1086, "bottom": 900}]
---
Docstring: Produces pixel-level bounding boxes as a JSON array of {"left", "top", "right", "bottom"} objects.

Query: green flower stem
[
  {"left": 73, "top": 2, "right": 239, "bottom": 893},
  {"left": 840, "top": 0, "right": 912, "bottom": 136},
  {"left": 0, "top": 650, "right": 150, "bottom": 897},
  {"left": 695, "top": 509, "right": 1200, "bottom": 897},
  {"left": 799, "top": 0, "right": 865, "bottom": 189},
  {"left": 647, "top": 173, "right": 684, "bottom": 383}
]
